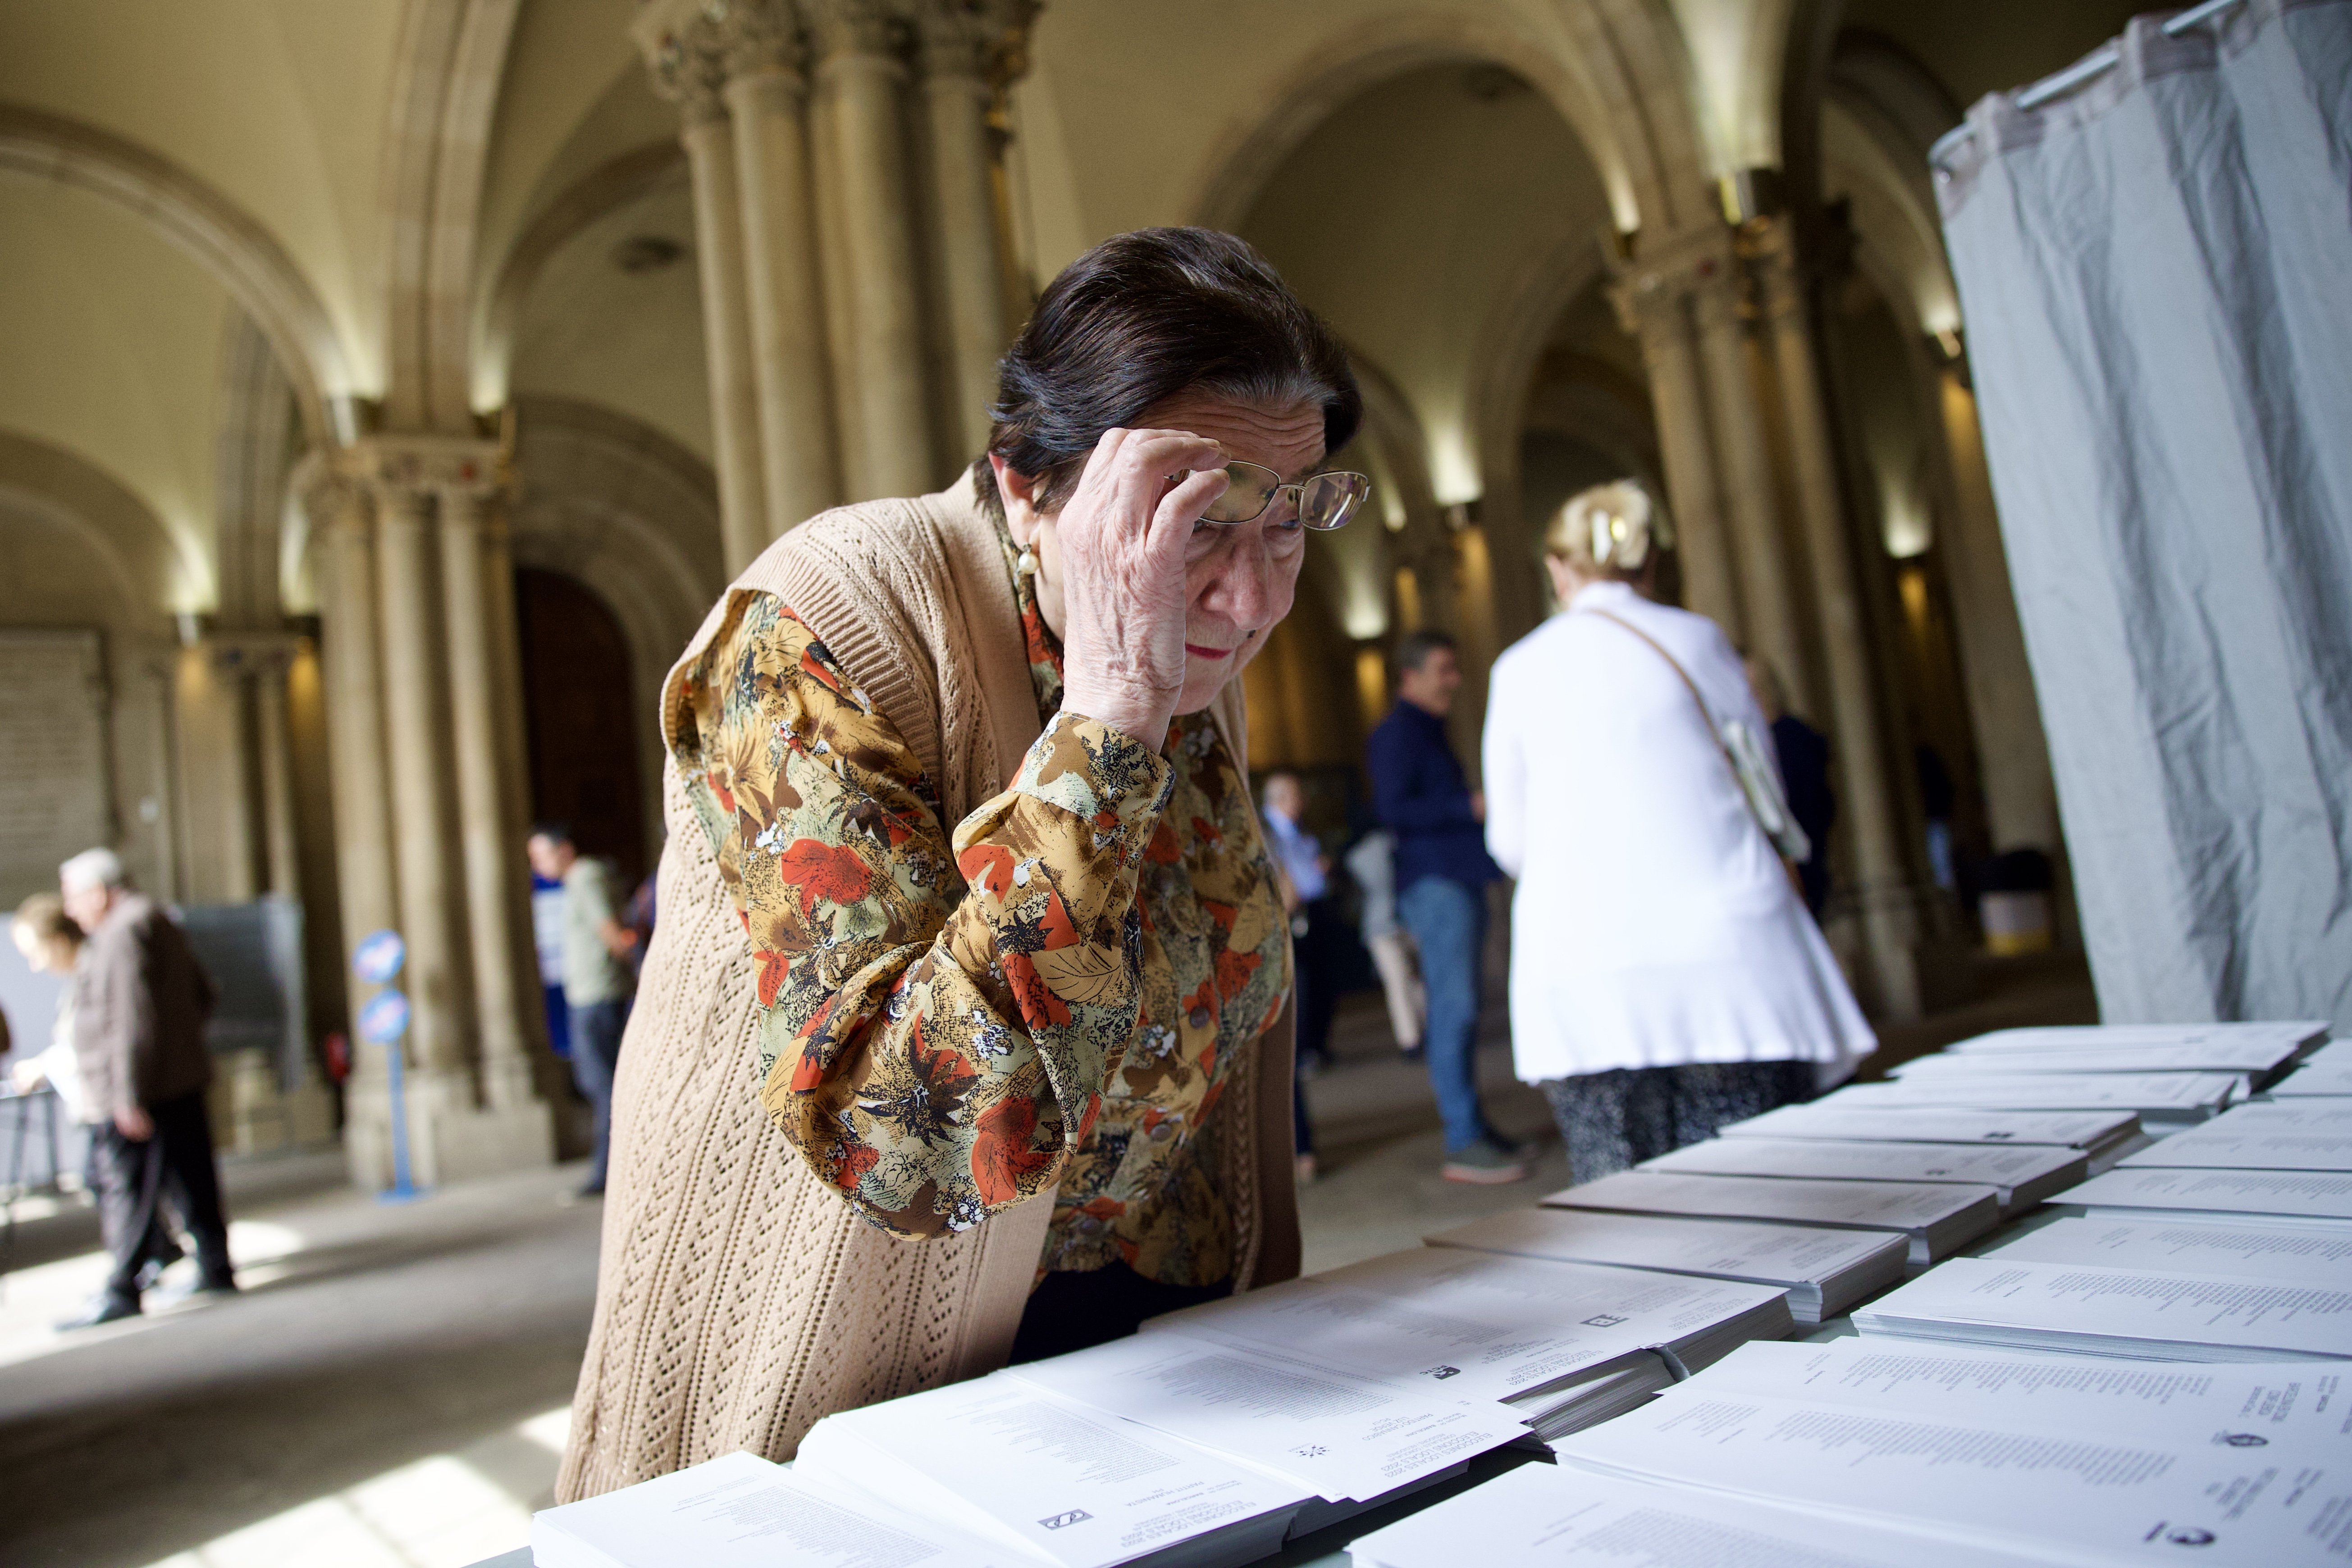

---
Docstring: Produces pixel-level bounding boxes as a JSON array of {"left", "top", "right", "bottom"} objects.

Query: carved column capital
[
  {"left": 1608, "top": 222, "right": 1741, "bottom": 339},
  {"left": 633, "top": 0, "right": 738, "bottom": 124},
  {"left": 806, "top": 0, "right": 903, "bottom": 63},
  {"left": 344, "top": 435, "right": 503, "bottom": 513}
]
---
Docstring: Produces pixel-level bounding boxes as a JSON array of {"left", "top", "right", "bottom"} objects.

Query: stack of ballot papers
[
  {"left": 1987, "top": 1215, "right": 2352, "bottom": 1282},
  {"left": 1892, "top": 1040, "right": 2302, "bottom": 1091},
  {"left": 1718, "top": 1101, "right": 2142, "bottom": 1157},
  {"left": 531, "top": 1451, "right": 1024, "bottom": 1568},
  {"left": 1133, "top": 1246, "right": 1793, "bottom": 1440},
  {"left": 1635, "top": 1135, "right": 2086, "bottom": 1214},
  {"left": 2272, "top": 1042, "right": 2352, "bottom": 1097},
  {"left": 1424, "top": 1206, "right": 1907, "bottom": 1324},
  {"left": 1003, "top": 1326, "right": 1530, "bottom": 1505},
  {"left": 2055, "top": 1166, "right": 2352, "bottom": 1226},
  {"left": 1947, "top": 1020, "right": 2326, "bottom": 1058},
  {"left": 2119, "top": 1102, "right": 2352, "bottom": 1171},
  {"left": 1543, "top": 1169, "right": 2000, "bottom": 1265},
  {"left": 1819, "top": 1071, "right": 2243, "bottom": 1122},
  {"left": 1343, "top": 1460, "right": 2051, "bottom": 1568},
  {"left": 793, "top": 1372, "right": 1307, "bottom": 1568},
  {"left": 1850, "top": 1254, "right": 2352, "bottom": 1360},
  {"left": 1550, "top": 1339, "right": 2352, "bottom": 1566}
]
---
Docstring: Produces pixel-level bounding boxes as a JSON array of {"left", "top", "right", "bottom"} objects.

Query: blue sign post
[{"left": 354, "top": 930, "right": 424, "bottom": 1204}]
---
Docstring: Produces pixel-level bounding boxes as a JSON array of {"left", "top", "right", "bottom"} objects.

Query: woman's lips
[{"left": 1184, "top": 643, "right": 1236, "bottom": 659}]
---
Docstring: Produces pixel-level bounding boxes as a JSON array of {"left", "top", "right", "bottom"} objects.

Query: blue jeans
[
  {"left": 568, "top": 997, "right": 630, "bottom": 1189},
  {"left": 1398, "top": 876, "right": 1493, "bottom": 1155}
]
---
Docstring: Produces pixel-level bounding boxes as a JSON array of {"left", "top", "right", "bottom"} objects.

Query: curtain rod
[{"left": 1929, "top": 0, "right": 2247, "bottom": 166}]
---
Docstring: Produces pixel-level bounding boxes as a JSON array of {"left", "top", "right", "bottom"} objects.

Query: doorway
[{"left": 514, "top": 568, "right": 649, "bottom": 886}]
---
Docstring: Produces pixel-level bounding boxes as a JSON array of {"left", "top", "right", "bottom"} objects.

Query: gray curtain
[{"left": 1934, "top": 0, "right": 2352, "bottom": 1028}]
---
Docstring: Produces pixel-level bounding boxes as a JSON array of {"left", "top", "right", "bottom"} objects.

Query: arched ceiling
[
  {"left": 507, "top": 181, "right": 710, "bottom": 464},
  {"left": 0, "top": 179, "right": 230, "bottom": 609},
  {"left": 1238, "top": 61, "right": 1610, "bottom": 508},
  {"left": 0, "top": 0, "right": 403, "bottom": 396},
  {"left": 1835, "top": 0, "right": 2150, "bottom": 118}
]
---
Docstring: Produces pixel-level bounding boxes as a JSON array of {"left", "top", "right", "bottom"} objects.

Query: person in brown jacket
[{"left": 57, "top": 847, "right": 234, "bottom": 1328}]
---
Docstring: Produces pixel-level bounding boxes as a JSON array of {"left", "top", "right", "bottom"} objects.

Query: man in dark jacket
[
  {"left": 58, "top": 847, "right": 233, "bottom": 1327},
  {"left": 1365, "top": 631, "right": 1524, "bottom": 1185}
]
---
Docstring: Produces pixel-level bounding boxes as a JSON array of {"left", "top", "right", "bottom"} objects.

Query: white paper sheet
[
  {"left": 530, "top": 1451, "right": 1021, "bottom": 1568},
  {"left": 1544, "top": 1170, "right": 1999, "bottom": 1263},
  {"left": 1950, "top": 1022, "right": 2327, "bottom": 1055},
  {"left": 1894, "top": 1042, "right": 2301, "bottom": 1077},
  {"left": 1639, "top": 1136, "right": 2084, "bottom": 1207},
  {"left": 1551, "top": 1387, "right": 2350, "bottom": 1567},
  {"left": 2059, "top": 1167, "right": 2352, "bottom": 1223},
  {"left": 1986, "top": 1217, "right": 2352, "bottom": 1285},
  {"left": 1423, "top": 1207, "right": 1906, "bottom": 1320},
  {"left": 2273, "top": 1061, "right": 2352, "bottom": 1097},
  {"left": 1718, "top": 1103, "right": 2140, "bottom": 1150},
  {"left": 2119, "top": 1123, "right": 2352, "bottom": 1172},
  {"left": 1683, "top": 1339, "right": 2352, "bottom": 1447},
  {"left": 1852, "top": 1256, "right": 2352, "bottom": 1360},
  {"left": 1136, "top": 1247, "right": 1789, "bottom": 1405},
  {"left": 795, "top": 1373, "right": 1307, "bottom": 1568},
  {"left": 1822, "top": 1074, "right": 2242, "bottom": 1116},
  {"left": 1003, "top": 1331, "right": 1529, "bottom": 1503},
  {"left": 1343, "top": 1461, "right": 2049, "bottom": 1568}
]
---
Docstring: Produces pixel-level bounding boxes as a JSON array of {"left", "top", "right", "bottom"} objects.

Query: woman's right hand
[{"left": 1051, "top": 426, "right": 1231, "bottom": 751}]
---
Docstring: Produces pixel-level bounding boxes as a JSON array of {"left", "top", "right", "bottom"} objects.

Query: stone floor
[{"left": 0, "top": 954, "right": 2092, "bottom": 1567}]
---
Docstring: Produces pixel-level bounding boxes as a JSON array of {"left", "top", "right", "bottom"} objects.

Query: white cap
[{"left": 59, "top": 847, "right": 127, "bottom": 893}]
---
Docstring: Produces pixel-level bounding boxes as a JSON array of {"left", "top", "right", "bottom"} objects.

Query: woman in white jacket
[{"left": 1482, "top": 480, "right": 1873, "bottom": 1180}]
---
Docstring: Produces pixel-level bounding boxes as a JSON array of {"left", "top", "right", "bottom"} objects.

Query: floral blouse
[{"left": 667, "top": 530, "right": 1291, "bottom": 1286}]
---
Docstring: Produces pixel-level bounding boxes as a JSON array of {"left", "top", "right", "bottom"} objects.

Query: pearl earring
[{"left": 1016, "top": 546, "right": 1039, "bottom": 579}]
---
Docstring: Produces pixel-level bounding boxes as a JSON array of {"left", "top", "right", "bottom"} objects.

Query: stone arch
[
  {"left": 477, "top": 142, "right": 689, "bottom": 415},
  {"left": 507, "top": 396, "right": 722, "bottom": 859},
  {"left": 380, "top": 0, "right": 524, "bottom": 433},
  {"left": 1184, "top": 2, "right": 1712, "bottom": 241},
  {"left": 0, "top": 106, "right": 352, "bottom": 450},
  {"left": 0, "top": 428, "right": 190, "bottom": 620}
]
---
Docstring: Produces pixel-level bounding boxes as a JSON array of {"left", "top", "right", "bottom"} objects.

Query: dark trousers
[
  {"left": 1543, "top": 1061, "right": 1816, "bottom": 1183},
  {"left": 95, "top": 1090, "right": 231, "bottom": 1304},
  {"left": 1008, "top": 1262, "right": 1233, "bottom": 1364},
  {"left": 568, "top": 997, "right": 630, "bottom": 1189}
]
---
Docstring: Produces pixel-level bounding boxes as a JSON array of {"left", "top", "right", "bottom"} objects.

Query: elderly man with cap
[{"left": 57, "top": 847, "right": 234, "bottom": 1328}]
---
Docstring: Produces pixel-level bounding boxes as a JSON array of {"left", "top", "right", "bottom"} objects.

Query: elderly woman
[
  {"left": 1481, "top": 480, "right": 1874, "bottom": 1185},
  {"left": 561, "top": 229, "right": 1367, "bottom": 1497}
]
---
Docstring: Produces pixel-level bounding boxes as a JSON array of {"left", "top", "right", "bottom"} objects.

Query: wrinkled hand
[
  {"left": 1053, "top": 427, "right": 1230, "bottom": 751},
  {"left": 114, "top": 1104, "right": 154, "bottom": 1141}
]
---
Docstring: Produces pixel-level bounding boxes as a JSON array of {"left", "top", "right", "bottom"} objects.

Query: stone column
[
  {"left": 723, "top": 8, "right": 842, "bottom": 534},
  {"left": 813, "top": 0, "right": 936, "bottom": 499},
  {"left": 1611, "top": 251, "right": 1742, "bottom": 636},
  {"left": 1754, "top": 224, "right": 1925, "bottom": 1019},
  {"left": 253, "top": 650, "right": 301, "bottom": 901},
  {"left": 368, "top": 462, "right": 472, "bottom": 1086},
  {"left": 1690, "top": 251, "right": 1813, "bottom": 716},
  {"left": 916, "top": 0, "right": 1014, "bottom": 462},
  {"left": 641, "top": 20, "right": 771, "bottom": 571},
  {"left": 438, "top": 469, "right": 546, "bottom": 1125}
]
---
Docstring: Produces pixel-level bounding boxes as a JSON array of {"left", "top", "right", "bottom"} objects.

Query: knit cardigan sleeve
[{"left": 669, "top": 590, "right": 1174, "bottom": 1239}]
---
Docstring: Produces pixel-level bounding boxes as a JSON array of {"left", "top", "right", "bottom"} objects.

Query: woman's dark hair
[{"left": 973, "top": 228, "right": 1361, "bottom": 517}]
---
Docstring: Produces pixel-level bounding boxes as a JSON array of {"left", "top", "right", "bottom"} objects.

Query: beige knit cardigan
[{"left": 557, "top": 472, "right": 1302, "bottom": 1500}]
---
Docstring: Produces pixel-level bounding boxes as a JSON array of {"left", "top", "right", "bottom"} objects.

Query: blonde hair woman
[{"left": 1480, "top": 480, "right": 1874, "bottom": 1180}]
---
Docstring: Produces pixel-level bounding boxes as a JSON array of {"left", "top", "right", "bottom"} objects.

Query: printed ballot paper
[
  {"left": 1004, "top": 1330, "right": 1529, "bottom": 1504},
  {"left": 1136, "top": 1247, "right": 1790, "bottom": 1436},
  {"left": 1821, "top": 1073, "right": 2242, "bottom": 1121},
  {"left": 794, "top": 1373, "right": 1306, "bottom": 1568},
  {"left": 1987, "top": 1217, "right": 2352, "bottom": 1286},
  {"left": 530, "top": 1450, "right": 1023, "bottom": 1568},
  {"left": 1950, "top": 1022, "right": 2328, "bottom": 1056},
  {"left": 1684, "top": 1339, "right": 2352, "bottom": 1449},
  {"left": 2058, "top": 1167, "right": 2352, "bottom": 1226},
  {"left": 1718, "top": 1102, "right": 2141, "bottom": 1156},
  {"left": 2274, "top": 1057, "right": 2352, "bottom": 1098},
  {"left": 1343, "top": 1460, "right": 2050, "bottom": 1568},
  {"left": 1543, "top": 1169, "right": 2000, "bottom": 1265},
  {"left": 1893, "top": 1042, "right": 2302, "bottom": 1088},
  {"left": 1425, "top": 1206, "right": 1907, "bottom": 1324},
  {"left": 2120, "top": 1116, "right": 2352, "bottom": 1173},
  {"left": 1637, "top": 1135, "right": 2086, "bottom": 1214},
  {"left": 1551, "top": 1384, "right": 2352, "bottom": 1568},
  {"left": 1850, "top": 1255, "right": 2352, "bottom": 1361}
]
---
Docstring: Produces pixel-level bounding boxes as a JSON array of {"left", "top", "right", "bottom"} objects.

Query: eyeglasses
[{"left": 1183, "top": 460, "right": 1371, "bottom": 532}]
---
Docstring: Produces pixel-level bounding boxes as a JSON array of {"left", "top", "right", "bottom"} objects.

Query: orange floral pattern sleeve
[{"left": 668, "top": 590, "right": 1175, "bottom": 1239}]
